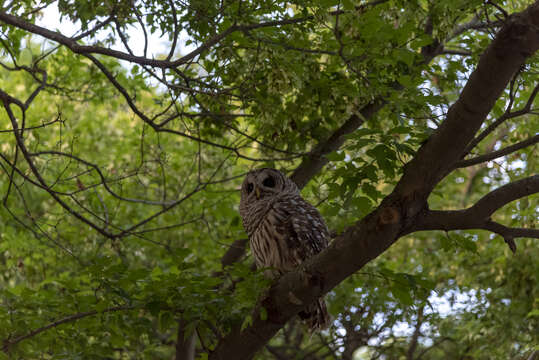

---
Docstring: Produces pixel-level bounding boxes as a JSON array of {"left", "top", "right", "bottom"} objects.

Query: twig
[{"left": 455, "top": 134, "right": 539, "bottom": 168}]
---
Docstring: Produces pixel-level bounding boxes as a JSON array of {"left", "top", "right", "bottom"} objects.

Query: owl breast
[{"left": 249, "top": 193, "right": 329, "bottom": 275}]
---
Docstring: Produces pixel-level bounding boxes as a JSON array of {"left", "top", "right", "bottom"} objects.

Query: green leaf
[
  {"left": 151, "top": 266, "right": 163, "bottom": 279},
  {"left": 440, "top": 235, "right": 454, "bottom": 251},
  {"left": 352, "top": 128, "right": 379, "bottom": 138},
  {"left": 362, "top": 182, "right": 382, "bottom": 201},
  {"left": 159, "top": 311, "right": 175, "bottom": 331},
  {"left": 19, "top": 48, "right": 32, "bottom": 66},
  {"left": 350, "top": 196, "right": 372, "bottom": 214},
  {"left": 398, "top": 75, "right": 413, "bottom": 87},
  {"left": 241, "top": 315, "right": 253, "bottom": 331},
  {"left": 454, "top": 234, "right": 478, "bottom": 253},
  {"left": 388, "top": 126, "right": 411, "bottom": 135},
  {"left": 362, "top": 165, "right": 379, "bottom": 183},
  {"left": 95, "top": 301, "right": 109, "bottom": 313},
  {"left": 260, "top": 307, "right": 267, "bottom": 321},
  {"left": 146, "top": 301, "right": 163, "bottom": 316},
  {"left": 342, "top": 0, "right": 354, "bottom": 10},
  {"left": 410, "top": 35, "right": 433, "bottom": 49},
  {"left": 391, "top": 285, "right": 414, "bottom": 306},
  {"left": 327, "top": 151, "right": 345, "bottom": 161}
]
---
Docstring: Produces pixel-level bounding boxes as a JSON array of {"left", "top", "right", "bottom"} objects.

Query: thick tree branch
[
  {"left": 175, "top": 319, "right": 196, "bottom": 360},
  {"left": 220, "top": 239, "right": 249, "bottom": 268},
  {"left": 410, "top": 175, "right": 539, "bottom": 251},
  {"left": 412, "top": 175, "right": 538, "bottom": 230},
  {"left": 209, "top": 3, "right": 539, "bottom": 358},
  {"left": 455, "top": 134, "right": 539, "bottom": 168},
  {"left": 457, "top": 175, "right": 538, "bottom": 219}
]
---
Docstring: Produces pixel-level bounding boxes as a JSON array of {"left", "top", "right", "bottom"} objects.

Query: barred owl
[{"left": 239, "top": 168, "right": 330, "bottom": 330}]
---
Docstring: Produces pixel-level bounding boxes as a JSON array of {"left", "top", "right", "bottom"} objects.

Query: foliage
[{"left": 0, "top": 0, "right": 537, "bottom": 359}]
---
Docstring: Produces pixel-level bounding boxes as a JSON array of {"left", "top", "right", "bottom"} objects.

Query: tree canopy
[{"left": 0, "top": 0, "right": 538, "bottom": 359}]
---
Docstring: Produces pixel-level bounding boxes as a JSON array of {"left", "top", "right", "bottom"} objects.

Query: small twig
[
  {"left": 464, "top": 83, "right": 539, "bottom": 155},
  {"left": 455, "top": 134, "right": 539, "bottom": 168},
  {"left": 486, "top": 0, "right": 509, "bottom": 19}
]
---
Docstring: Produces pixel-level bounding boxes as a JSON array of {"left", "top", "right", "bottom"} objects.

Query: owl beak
[{"left": 255, "top": 186, "right": 261, "bottom": 199}]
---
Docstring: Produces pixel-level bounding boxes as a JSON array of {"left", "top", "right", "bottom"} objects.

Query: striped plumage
[{"left": 239, "top": 168, "right": 330, "bottom": 330}]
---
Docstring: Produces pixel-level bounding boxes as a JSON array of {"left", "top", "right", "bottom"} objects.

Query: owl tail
[{"left": 298, "top": 298, "right": 330, "bottom": 331}]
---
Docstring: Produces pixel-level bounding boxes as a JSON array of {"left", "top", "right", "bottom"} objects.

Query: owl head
[{"left": 239, "top": 168, "right": 299, "bottom": 206}]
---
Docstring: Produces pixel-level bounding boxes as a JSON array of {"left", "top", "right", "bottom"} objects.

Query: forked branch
[
  {"left": 463, "top": 83, "right": 539, "bottom": 155},
  {"left": 410, "top": 175, "right": 539, "bottom": 251}
]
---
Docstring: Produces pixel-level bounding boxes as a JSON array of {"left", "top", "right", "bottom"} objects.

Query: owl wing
[
  {"left": 274, "top": 194, "right": 329, "bottom": 266},
  {"left": 270, "top": 196, "right": 331, "bottom": 330}
]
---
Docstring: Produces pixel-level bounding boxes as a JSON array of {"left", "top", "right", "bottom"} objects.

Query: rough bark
[{"left": 209, "top": 3, "right": 539, "bottom": 359}]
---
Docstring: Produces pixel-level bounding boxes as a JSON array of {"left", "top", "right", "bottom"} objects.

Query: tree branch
[
  {"left": 0, "top": 11, "right": 311, "bottom": 68},
  {"left": 455, "top": 134, "right": 539, "bottom": 168},
  {"left": 0, "top": 90, "right": 118, "bottom": 238},
  {"left": 483, "top": 221, "right": 539, "bottom": 253},
  {"left": 220, "top": 239, "right": 249, "bottom": 268},
  {"left": 441, "top": 48, "right": 472, "bottom": 56},
  {"left": 458, "top": 175, "right": 538, "bottom": 219},
  {"left": 410, "top": 175, "right": 539, "bottom": 251},
  {"left": 463, "top": 83, "right": 539, "bottom": 155},
  {"left": 209, "top": 2, "right": 539, "bottom": 358},
  {"left": 406, "top": 305, "right": 424, "bottom": 360},
  {"left": 413, "top": 175, "right": 538, "bottom": 230},
  {"left": 290, "top": 100, "right": 385, "bottom": 189},
  {"left": 175, "top": 319, "right": 196, "bottom": 360}
]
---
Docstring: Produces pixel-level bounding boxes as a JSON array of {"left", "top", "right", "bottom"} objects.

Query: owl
[{"left": 239, "top": 168, "right": 330, "bottom": 330}]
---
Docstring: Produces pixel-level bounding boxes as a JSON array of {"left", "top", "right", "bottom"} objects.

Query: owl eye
[
  {"left": 263, "top": 176, "right": 275, "bottom": 188},
  {"left": 247, "top": 183, "right": 254, "bottom": 193}
]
